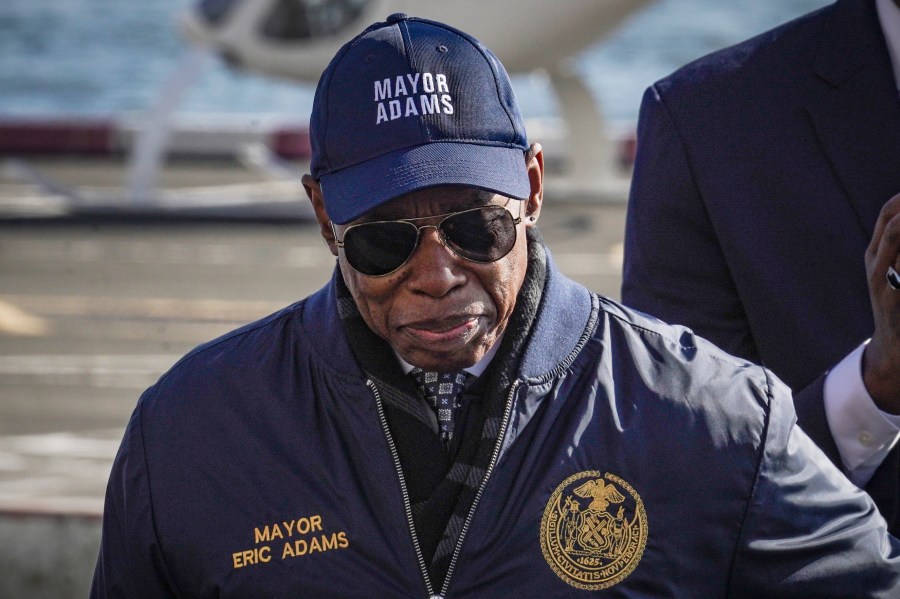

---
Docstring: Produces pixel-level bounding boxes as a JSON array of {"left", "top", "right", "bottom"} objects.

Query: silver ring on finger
[{"left": 888, "top": 266, "right": 900, "bottom": 291}]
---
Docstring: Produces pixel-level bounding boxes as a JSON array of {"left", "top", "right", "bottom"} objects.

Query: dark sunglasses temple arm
[{"left": 330, "top": 222, "right": 346, "bottom": 248}]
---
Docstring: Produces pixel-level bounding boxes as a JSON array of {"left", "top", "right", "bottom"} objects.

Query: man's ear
[
  {"left": 524, "top": 142, "right": 544, "bottom": 226},
  {"left": 302, "top": 174, "right": 338, "bottom": 256}
]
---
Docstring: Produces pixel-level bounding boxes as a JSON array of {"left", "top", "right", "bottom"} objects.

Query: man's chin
[
  {"left": 395, "top": 324, "right": 495, "bottom": 371},
  {"left": 399, "top": 336, "right": 493, "bottom": 373}
]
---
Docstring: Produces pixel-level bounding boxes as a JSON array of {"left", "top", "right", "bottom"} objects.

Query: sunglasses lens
[
  {"left": 342, "top": 221, "right": 419, "bottom": 276},
  {"left": 441, "top": 205, "right": 517, "bottom": 262}
]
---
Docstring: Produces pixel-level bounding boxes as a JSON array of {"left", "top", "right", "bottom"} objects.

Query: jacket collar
[
  {"left": 516, "top": 247, "right": 595, "bottom": 381},
  {"left": 807, "top": 0, "right": 900, "bottom": 235},
  {"left": 298, "top": 265, "right": 368, "bottom": 383},
  {"left": 813, "top": 0, "right": 890, "bottom": 85}
]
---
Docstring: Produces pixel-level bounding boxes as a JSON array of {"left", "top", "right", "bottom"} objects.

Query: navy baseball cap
[{"left": 309, "top": 13, "right": 531, "bottom": 224}]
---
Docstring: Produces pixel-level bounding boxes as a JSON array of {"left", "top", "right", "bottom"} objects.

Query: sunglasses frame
[{"left": 332, "top": 202, "right": 524, "bottom": 277}]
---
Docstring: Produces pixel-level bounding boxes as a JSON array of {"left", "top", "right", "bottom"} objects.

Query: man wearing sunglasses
[{"left": 93, "top": 14, "right": 900, "bottom": 598}]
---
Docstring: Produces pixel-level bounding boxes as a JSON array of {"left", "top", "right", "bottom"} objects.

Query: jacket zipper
[
  {"left": 439, "top": 381, "right": 521, "bottom": 597},
  {"left": 370, "top": 379, "right": 522, "bottom": 598},
  {"left": 368, "top": 380, "right": 436, "bottom": 597}
]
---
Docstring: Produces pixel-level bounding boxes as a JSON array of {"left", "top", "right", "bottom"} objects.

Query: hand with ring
[{"left": 863, "top": 193, "right": 900, "bottom": 412}]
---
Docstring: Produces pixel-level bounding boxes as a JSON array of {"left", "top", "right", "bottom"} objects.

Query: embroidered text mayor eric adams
[{"left": 374, "top": 72, "right": 455, "bottom": 124}]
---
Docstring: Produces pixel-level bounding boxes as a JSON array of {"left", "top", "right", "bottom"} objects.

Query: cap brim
[{"left": 319, "top": 142, "right": 531, "bottom": 224}]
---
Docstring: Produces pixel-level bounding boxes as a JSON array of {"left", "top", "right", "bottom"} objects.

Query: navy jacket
[
  {"left": 93, "top": 254, "right": 900, "bottom": 597},
  {"left": 623, "top": 0, "right": 900, "bottom": 532}
]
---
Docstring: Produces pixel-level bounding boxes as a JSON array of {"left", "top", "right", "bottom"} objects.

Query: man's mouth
[{"left": 402, "top": 316, "right": 480, "bottom": 343}]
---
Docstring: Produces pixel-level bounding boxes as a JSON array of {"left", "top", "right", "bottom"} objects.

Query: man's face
[{"left": 337, "top": 186, "right": 533, "bottom": 372}]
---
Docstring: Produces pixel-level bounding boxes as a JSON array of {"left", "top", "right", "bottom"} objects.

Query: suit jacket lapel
[{"left": 806, "top": 0, "right": 900, "bottom": 237}]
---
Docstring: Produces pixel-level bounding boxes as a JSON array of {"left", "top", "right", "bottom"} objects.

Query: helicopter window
[
  {"left": 198, "top": 0, "right": 242, "bottom": 25},
  {"left": 261, "top": 0, "right": 371, "bottom": 40}
]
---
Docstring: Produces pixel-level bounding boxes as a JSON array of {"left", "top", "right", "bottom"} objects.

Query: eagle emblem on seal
[{"left": 540, "top": 471, "right": 647, "bottom": 590}]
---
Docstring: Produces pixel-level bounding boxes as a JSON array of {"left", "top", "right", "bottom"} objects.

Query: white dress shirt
[{"left": 823, "top": 0, "right": 900, "bottom": 487}]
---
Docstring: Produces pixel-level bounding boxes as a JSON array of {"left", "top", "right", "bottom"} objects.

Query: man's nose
[{"left": 404, "top": 228, "right": 467, "bottom": 297}]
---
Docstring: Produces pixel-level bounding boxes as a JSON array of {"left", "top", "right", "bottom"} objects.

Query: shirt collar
[{"left": 877, "top": 0, "right": 900, "bottom": 90}]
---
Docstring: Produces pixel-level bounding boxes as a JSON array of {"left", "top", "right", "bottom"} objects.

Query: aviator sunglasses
[{"left": 332, "top": 202, "right": 524, "bottom": 277}]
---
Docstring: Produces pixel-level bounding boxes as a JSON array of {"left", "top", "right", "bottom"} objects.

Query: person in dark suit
[{"left": 622, "top": 0, "right": 900, "bottom": 533}]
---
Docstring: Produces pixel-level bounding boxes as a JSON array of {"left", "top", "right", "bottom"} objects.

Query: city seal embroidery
[{"left": 540, "top": 470, "right": 648, "bottom": 590}]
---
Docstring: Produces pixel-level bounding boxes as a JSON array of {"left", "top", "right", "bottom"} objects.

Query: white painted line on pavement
[
  {"left": 1, "top": 238, "right": 326, "bottom": 268},
  {"left": 0, "top": 354, "right": 180, "bottom": 388},
  {"left": 554, "top": 249, "right": 623, "bottom": 276},
  {"left": 2, "top": 294, "right": 287, "bottom": 322},
  {"left": 0, "top": 298, "right": 50, "bottom": 337},
  {"left": 0, "top": 432, "right": 121, "bottom": 460}
]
